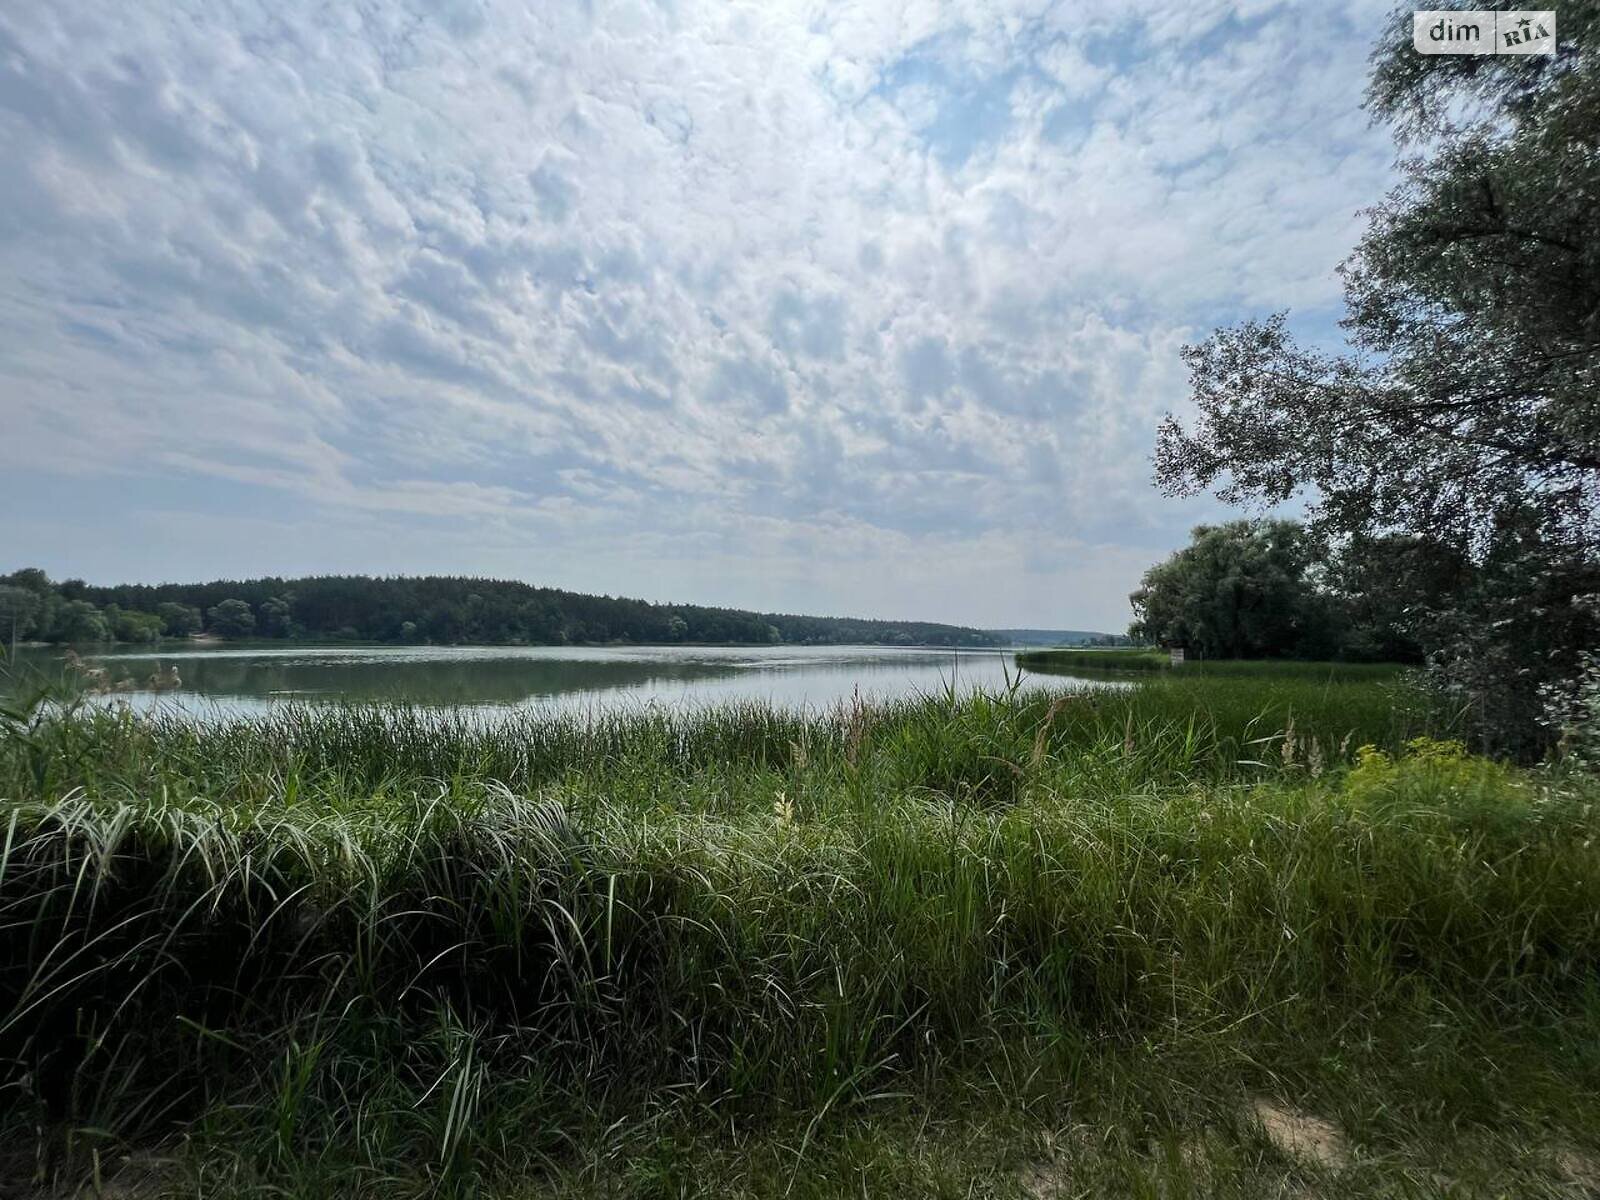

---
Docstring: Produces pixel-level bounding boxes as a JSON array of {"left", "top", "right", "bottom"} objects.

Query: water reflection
[{"left": 11, "top": 643, "right": 1113, "bottom": 717}]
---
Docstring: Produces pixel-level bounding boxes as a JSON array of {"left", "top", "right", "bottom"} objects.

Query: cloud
[
  {"left": 900, "top": 336, "right": 954, "bottom": 402},
  {"left": 769, "top": 290, "right": 847, "bottom": 362},
  {"left": 0, "top": 0, "right": 1397, "bottom": 629},
  {"left": 708, "top": 352, "right": 790, "bottom": 417},
  {"left": 528, "top": 159, "right": 578, "bottom": 223}
]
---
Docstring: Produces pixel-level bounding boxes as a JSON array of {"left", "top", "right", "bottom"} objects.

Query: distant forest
[{"left": 0, "top": 568, "right": 1002, "bottom": 648}]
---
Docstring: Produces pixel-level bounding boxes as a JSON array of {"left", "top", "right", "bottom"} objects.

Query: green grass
[
  {"left": 1017, "top": 647, "right": 1409, "bottom": 680},
  {"left": 1017, "top": 646, "right": 1173, "bottom": 672},
  {"left": 1, "top": 676, "right": 1596, "bottom": 1197}
]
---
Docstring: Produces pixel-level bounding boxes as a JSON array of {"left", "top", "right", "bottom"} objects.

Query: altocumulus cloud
[{"left": 0, "top": 0, "right": 1395, "bottom": 628}]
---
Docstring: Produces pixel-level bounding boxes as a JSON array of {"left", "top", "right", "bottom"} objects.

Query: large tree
[
  {"left": 1325, "top": 534, "right": 1474, "bottom": 664},
  {"left": 1153, "top": 6, "right": 1600, "bottom": 749},
  {"left": 157, "top": 602, "right": 203, "bottom": 638},
  {"left": 51, "top": 601, "right": 108, "bottom": 644},
  {"left": 258, "top": 596, "right": 293, "bottom": 638},
  {"left": 1158, "top": 9, "right": 1599, "bottom": 550},
  {"left": 1130, "top": 520, "right": 1339, "bottom": 660},
  {"left": 0, "top": 586, "right": 43, "bottom": 644},
  {"left": 207, "top": 599, "right": 257, "bottom": 639}
]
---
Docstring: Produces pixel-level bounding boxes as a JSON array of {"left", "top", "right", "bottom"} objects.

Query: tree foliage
[
  {"left": 156, "top": 603, "right": 203, "bottom": 638},
  {"left": 1326, "top": 533, "right": 1473, "bottom": 664},
  {"left": 0, "top": 569, "right": 1001, "bottom": 648},
  {"left": 206, "top": 599, "right": 257, "bottom": 639},
  {"left": 1129, "top": 521, "right": 1436, "bottom": 662},
  {"left": 1156, "top": 9, "right": 1600, "bottom": 552},
  {"left": 1130, "top": 521, "right": 1332, "bottom": 659},
  {"left": 109, "top": 609, "right": 163, "bottom": 644},
  {"left": 54, "top": 601, "right": 108, "bottom": 643},
  {"left": 258, "top": 596, "right": 293, "bottom": 638},
  {"left": 1151, "top": 7, "right": 1600, "bottom": 750},
  {"left": 0, "top": 586, "right": 43, "bottom": 644}
]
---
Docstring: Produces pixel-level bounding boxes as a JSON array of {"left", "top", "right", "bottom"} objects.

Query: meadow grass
[
  {"left": 1017, "top": 647, "right": 1173, "bottom": 672},
  {"left": 1017, "top": 647, "right": 1409, "bottom": 680},
  {"left": 1, "top": 671, "right": 1597, "bottom": 1197}
]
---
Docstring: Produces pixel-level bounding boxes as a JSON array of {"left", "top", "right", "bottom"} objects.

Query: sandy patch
[
  {"left": 1016, "top": 1159, "right": 1070, "bottom": 1198},
  {"left": 1555, "top": 1146, "right": 1600, "bottom": 1194},
  {"left": 1248, "top": 1098, "right": 1350, "bottom": 1170}
]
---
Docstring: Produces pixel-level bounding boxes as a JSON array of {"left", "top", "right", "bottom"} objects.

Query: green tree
[
  {"left": 1157, "top": 12, "right": 1600, "bottom": 552},
  {"left": 157, "top": 602, "right": 203, "bottom": 638},
  {"left": 1151, "top": 11, "right": 1600, "bottom": 747},
  {"left": 207, "top": 599, "right": 256, "bottom": 639},
  {"left": 1129, "top": 521, "right": 1333, "bottom": 660},
  {"left": 1325, "top": 535, "right": 1474, "bottom": 664},
  {"left": 259, "top": 596, "right": 293, "bottom": 638},
  {"left": 0, "top": 585, "right": 42, "bottom": 643},
  {"left": 52, "top": 600, "right": 109, "bottom": 643},
  {"left": 112, "top": 610, "right": 164, "bottom": 644},
  {"left": 30, "top": 572, "right": 995, "bottom": 650},
  {"left": 0, "top": 568, "right": 52, "bottom": 596}
]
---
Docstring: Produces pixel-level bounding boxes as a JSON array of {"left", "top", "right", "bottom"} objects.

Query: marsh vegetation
[{"left": 3, "top": 663, "right": 1599, "bottom": 1197}]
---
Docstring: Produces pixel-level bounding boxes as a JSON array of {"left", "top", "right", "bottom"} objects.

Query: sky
[{"left": 0, "top": 0, "right": 1400, "bottom": 632}]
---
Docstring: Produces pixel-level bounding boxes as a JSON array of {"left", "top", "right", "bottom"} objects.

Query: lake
[{"left": 9, "top": 643, "right": 1108, "bottom": 718}]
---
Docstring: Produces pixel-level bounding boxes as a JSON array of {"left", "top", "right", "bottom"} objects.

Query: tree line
[
  {"left": 1128, "top": 519, "right": 1503, "bottom": 664},
  {"left": 0, "top": 568, "right": 1000, "bottom": 649}
]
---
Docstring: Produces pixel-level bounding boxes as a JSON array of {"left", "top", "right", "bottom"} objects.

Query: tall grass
[
  {"left": 0, "top": 680, "right": 1593, "bottom": 1196},
  {"left": 6, "top": 670, "right": 1423, "bottom": 804}
]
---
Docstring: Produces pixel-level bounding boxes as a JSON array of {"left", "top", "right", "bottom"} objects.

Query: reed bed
[{"left": 1, "top": 677, "right": 1597, "bottom": 1196}]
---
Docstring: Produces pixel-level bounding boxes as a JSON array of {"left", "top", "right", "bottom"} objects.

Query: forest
[{"left": 0, "top": 568, "right": 1000, "bottom": 648}]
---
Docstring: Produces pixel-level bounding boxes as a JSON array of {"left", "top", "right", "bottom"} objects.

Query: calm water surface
[{"left": 14, "top": 643, "right": 1108, "bottom": 718}]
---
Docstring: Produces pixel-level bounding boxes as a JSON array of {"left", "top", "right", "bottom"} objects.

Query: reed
[{"left": 1, "top": 678, "right": 1596, "bottom": 1197}]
